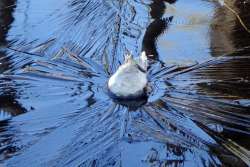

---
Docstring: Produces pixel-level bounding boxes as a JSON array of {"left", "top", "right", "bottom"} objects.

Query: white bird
[{"left": 108, "top": 51, "right": 148, "bottom": 99}]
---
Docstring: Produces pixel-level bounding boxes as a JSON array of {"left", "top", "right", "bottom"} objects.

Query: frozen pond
[{"left": 0, "top": 0, "right": 250, "bottom": 166}]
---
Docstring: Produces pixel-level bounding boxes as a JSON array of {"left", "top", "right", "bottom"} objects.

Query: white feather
[{"left": 108, "top": 52, "right": 148, "bottom": 97}]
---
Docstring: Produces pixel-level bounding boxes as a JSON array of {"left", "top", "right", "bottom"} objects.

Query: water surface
[{"left": 0, "top": 0, "right": 250, "bottom": 166}]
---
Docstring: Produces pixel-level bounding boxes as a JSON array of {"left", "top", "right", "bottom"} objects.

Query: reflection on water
[
  {"left": 0, "top": 0, "right": 27, "bottom": 119},
  {"left": 157, "top": 0, "right": 214, "bottom": 64},
  {"left": 0, "top": 0, "right": 16, "bottom": 45},
  {"left": 142, "top": 0, "right": 176, "bottom": 59},
  {"left": 211, "top": 0, "right": 250, "bottom": 57},
  {"left": 0, "top": 0, "right": 28, "bottom": 160},
  {"left": 0, "top": 0, "right": 22, "bottom": 121},
  {"left": 0, "top": 0, "right": 250, "bottom": 166}
]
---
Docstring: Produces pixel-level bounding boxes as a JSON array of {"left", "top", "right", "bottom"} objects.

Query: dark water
[{"left": 0, "top": 0, "right": 250, "bottom": 166}]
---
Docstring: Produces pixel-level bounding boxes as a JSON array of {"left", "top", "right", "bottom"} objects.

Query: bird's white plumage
[{"left": 108, "top": 52, "right": 148, "bottom": 98}]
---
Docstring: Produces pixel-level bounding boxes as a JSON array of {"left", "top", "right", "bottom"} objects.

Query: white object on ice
[
  {"left": 108, "top": 52, "right": 148, "bottom": 98},
  {"left": 218, "top": 0, "right": 224, "bottom": 6}
]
